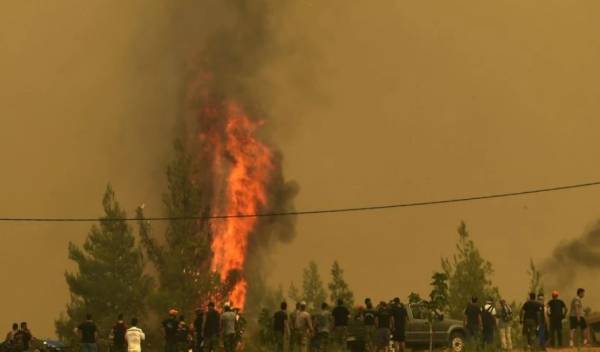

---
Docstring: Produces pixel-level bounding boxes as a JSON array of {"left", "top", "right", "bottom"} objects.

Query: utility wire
[{"left": 1, "top": 180, "right": 599, "bottom": 222}]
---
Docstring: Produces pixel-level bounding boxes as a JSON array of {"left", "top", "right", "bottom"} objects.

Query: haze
[{"left": 2, "top": 1, "right": 600, "bottom": 337}]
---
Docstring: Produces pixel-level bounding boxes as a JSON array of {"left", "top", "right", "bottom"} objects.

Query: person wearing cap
[
  {"left": 295, "top": 301, "right": 313, "bottom": 352},
  {"left": 547, "top": 290, "right": 566, "bottom": 348},
  {"left": 162, "top": 309, "right": 179, "bottom": 352}
]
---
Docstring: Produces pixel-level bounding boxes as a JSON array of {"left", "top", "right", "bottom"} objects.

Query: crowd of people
[
  {"left": 1, "top": 287, "right": 592, "bottom": 352},
  {"left": 464, "top": 288, "right": 590, "bottom": 351},
  {"left": 272, "top": 298, "right": 407, "bottom": 352}
]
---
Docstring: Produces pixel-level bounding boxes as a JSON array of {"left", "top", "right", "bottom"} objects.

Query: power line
[{"left": 1, "top": 180, "right": 599, "bottom": 223}]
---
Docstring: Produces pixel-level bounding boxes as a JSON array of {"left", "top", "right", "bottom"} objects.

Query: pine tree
[
  {"left": 527, "top": 258, "right": 544, "bottom": 296},
  {"left": 137, "top": 140, "right": 219, "bottom": 315},
  {"left": 55, "top": 185, "right": 153, "bottom": 343},
  {"left": 429, "top": 272, "right": 449, "bottom": 312},
  {"left": 328, "top": 260, "right": 355, "bottom": 307},
  {"left": 288, "top": 282, "right": 301, "bottom": 303},
  {"left": 442, "top": 221, "right": 500, "bottom": 319},
  {"left": 408, "top": 292, "right": 424, "bottom": 304},
  {"left": 302, "top": 261, "right": 327, "bottom": 311}
]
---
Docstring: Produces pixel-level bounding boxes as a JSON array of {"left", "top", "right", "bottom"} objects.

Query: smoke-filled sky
[{"left": 2, "top": 0, "right": 600, "bottom": 337}]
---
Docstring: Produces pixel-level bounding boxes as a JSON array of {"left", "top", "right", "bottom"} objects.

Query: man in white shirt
[{"left": 125, "top": 318, "right": 146, "bottom": 352}]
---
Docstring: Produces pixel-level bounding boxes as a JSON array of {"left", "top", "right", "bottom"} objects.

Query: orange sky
[{"left": 2, "top": 1, "right": 600, "bottom": 337}]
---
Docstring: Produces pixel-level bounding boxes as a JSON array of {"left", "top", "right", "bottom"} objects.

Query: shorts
[
  {"left": 393, "top": 328, "right": 405, "bottom": 342},
  {"left": 570, "top": 316, "right": 587, "bottom": 330},
  {"left": 376, "top": 328, "right": 391, "bottom": 348}
]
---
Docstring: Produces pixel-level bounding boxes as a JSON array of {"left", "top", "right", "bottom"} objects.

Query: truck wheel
[{"left": 449, "top": 331, "right": 465, "bottom": 352}]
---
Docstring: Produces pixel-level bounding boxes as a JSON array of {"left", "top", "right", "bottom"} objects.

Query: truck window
[{"left": 411, "top": 305, "right": 427, "bottom": 320}]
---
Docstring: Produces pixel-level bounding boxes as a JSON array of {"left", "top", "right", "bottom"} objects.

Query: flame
[{"left": 205, "top": 101, "right": 273, "bottom": 310}]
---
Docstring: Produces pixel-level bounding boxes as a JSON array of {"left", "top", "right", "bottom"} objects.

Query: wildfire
[{"left": 205, "top": 101, "right": 273, "bottom": 310}]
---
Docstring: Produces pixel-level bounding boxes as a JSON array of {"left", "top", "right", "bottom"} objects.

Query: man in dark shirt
[
  {"left": 273, "top": 302, "right": 289, "bottom": 352},
  {"left": 78, "top": 314, "right": 98, "bottom": 352},
  {"left": 332, "top": 299, "right": 351, "bottom": 350},
  {"left": 112, "top": 314, "right": 127, "bottom": 352},
  {"left": 162, "top": 309, "right": 179, "bottom": 352},
  {"left": 390, "top": 298, "right": 407, "bottom": 352},
  {"left": 464, "top": 297, "right": 482, "bottom": 341},
  {"left": 363, "top": 298, "right": 377, "bottom": 351},
  {"left": 521, "top": 293, "right": 543, "bottom": 349},
  {"left": 547, "top": 290, "right": 566, "bottom": 348},
  {"left": 375, "top": 302, "right": 394, "bottom": 352},
  {"left": 193, "top": 308, "right": 203, "bottom": 352},
  {"left": 203, "top": 302, "right": 220, "bottom": 352}
]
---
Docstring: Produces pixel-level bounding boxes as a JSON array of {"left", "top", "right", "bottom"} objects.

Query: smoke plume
[{"left": 541, "top": 220, "right": 600, "bottom": 296}]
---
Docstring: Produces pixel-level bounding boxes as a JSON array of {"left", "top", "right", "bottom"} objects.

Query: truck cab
[{"left": 405, "top": 303, "right": 466, "bottom": 352}]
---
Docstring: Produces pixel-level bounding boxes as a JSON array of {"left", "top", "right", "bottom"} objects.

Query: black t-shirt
[
  {"left": 112, "top": 322, "right": 127, "bottom": 346},
  {"left": 194, "top": 315, "right": 204, "bottom": 335},
  {"left": 547, "top": 299, "right": 566, "bottom": 321},
  {"left": 332, "top": 306, "right": 350, "bottom": 327},
  {"left": 521, "top": 300, "right": 543, "bottom": 322},
  {"left": 376, "top": 308, "right": 392, "bottom": 329},
  {"left": 464, "top": 303, "right": 481, "bottom": 327},
  {"left": 204, "top": 310, "right": 220, "bottom": 337},
  {"left": 162, "top": 317, "right": 178, "bottom": 343},
  {"left": 363, "top": 308, "right": 377, "bottom": 326},
  {"left": 273, "top": 310, "right": 288, "bottom": 333},
  {"left": 390, "top": 304, "right": 407, "bottom": 329},
  {"left": 78, "top": 321, "right": 98, "bottom": 343}
]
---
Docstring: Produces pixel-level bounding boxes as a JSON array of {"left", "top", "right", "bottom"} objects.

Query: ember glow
[{"left": 203, "top": 101, "right": 274, "bottom": 310}]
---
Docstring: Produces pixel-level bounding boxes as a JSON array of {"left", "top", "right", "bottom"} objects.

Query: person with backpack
[
  {"left": 125, "top": 318, "right": 145, "bottom": 352},
  {"left": 547, "top": 290, "right": 567, "bottom": 348},
  {"left": 481, "top": 298, "right": 497, "bottom": 348},
  {"left": 273, "top": 301, "right": 289, "bottom": 352},
  {"left": 314, "top": 302, "right": 332, "bottom": 352},
  {"left": 77, "top": 314, "right": 99, "bottom": 352},
  {"left": 498, "top": 299, "right": 513, "bottom": 350},
  {"left": 111, "top": 314, "right": 128, "bottom": 352}
]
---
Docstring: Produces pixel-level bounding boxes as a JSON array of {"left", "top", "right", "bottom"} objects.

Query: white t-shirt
[
  {"left": 221, "top": 311, "right": 237, "bottom": 336},
  {"left": 125, "top": 327, "right": 145, "bottom": 352}
]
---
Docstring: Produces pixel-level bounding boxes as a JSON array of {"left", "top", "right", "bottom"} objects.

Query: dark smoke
[{"left": 541, "top": 220, "right": 600, "bottom": 294}]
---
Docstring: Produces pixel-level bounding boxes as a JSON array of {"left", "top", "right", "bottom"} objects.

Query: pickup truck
[{"left": 405, "top": 303, "right": 466, "bottom": 352}]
